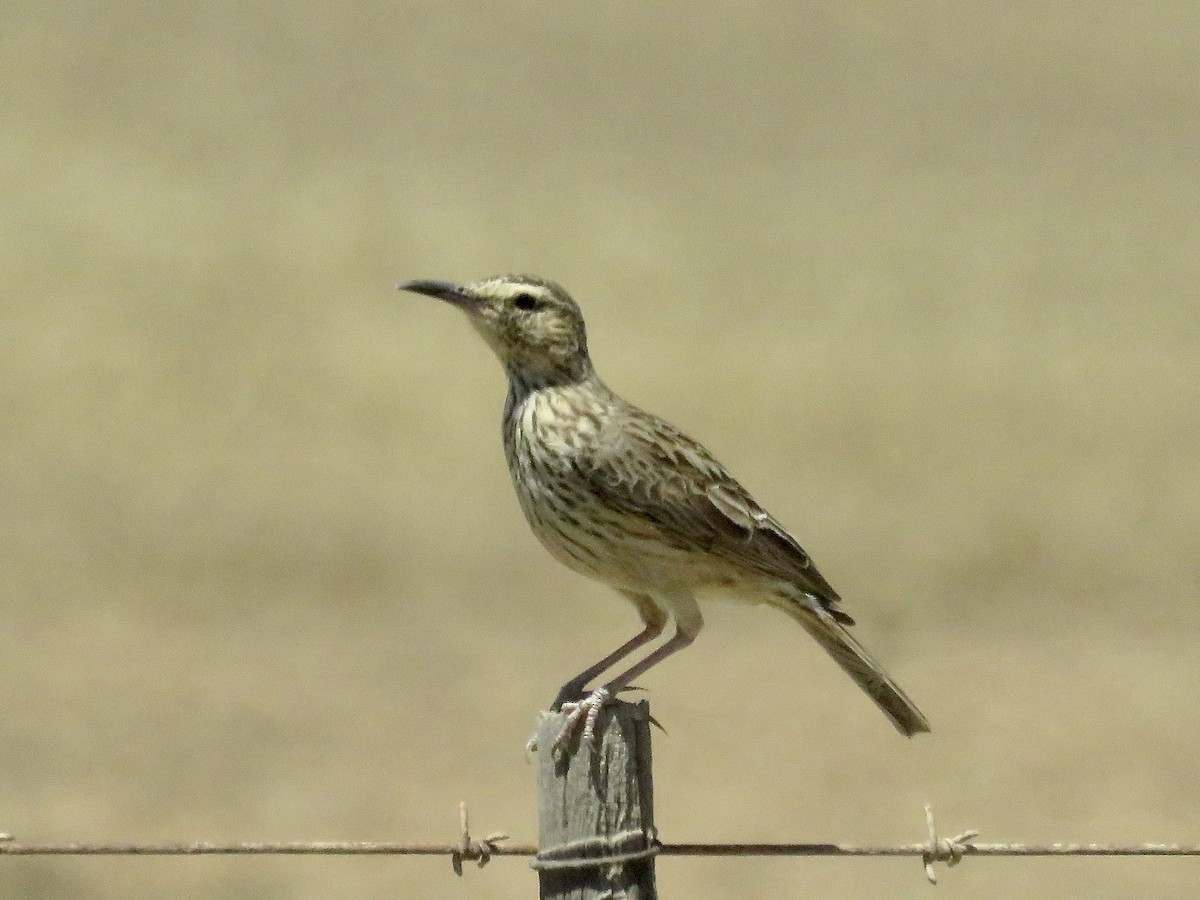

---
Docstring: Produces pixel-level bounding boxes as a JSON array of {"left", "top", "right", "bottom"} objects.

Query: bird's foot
[
  {"left": 551, "top": 682, "right": 644, "bottom": 711},
  {"left": 551, "top": 687, "right": 611, "bottom": 757},
  {"left": 526, "top": 688, "right": 614, "bottom": 757},
  {"left": 527, "top": 685, "right": 641, "bottom": 755}
]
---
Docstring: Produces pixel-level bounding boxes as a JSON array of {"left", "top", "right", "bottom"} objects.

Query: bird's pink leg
[
  {"left": 552, "top": 595, "right": 702, "bottom": 755},
  {"left": 549, "top": 590, "right": 669, "bottom": 708},
  {"left": 527, "top": 596, "right": 670, "bottom": 754},
  {"left": 551, "top": 621, "right": 665, "bottom": 709}
]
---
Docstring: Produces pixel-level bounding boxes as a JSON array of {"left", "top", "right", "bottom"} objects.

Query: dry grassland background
[{"left": 2, "top": 3, "right": 1199, "bottom": 898}]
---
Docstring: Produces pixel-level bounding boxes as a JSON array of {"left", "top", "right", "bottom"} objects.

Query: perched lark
[{"left": 400, "top": 274, "right": 929, "bottom": 751}]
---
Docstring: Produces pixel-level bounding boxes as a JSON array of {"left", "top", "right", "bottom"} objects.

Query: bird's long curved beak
[{"left": 397, "top": 279, "right": 478, "bottom": 310}]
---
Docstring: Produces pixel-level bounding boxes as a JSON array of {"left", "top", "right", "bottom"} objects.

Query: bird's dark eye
[{"left": 513, "top": 293, "right": 539, "bottom": 311}]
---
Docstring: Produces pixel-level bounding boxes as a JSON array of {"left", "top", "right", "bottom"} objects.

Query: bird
[{"left": 399, "top": 274, "right": 929, "bottom": 753}]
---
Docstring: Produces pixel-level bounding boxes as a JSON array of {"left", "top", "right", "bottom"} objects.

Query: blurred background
[{"left": 2, "top": 3, "right": 1198, "bottom": 898}]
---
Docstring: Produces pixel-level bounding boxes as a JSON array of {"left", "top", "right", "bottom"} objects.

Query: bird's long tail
[{"left": 784, "top": 601, "right": 930, "bottom": 737}]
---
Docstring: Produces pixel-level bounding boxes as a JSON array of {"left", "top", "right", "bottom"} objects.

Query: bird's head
[{"left": 399, "top": 274, "right": 592, "bottom": 385}]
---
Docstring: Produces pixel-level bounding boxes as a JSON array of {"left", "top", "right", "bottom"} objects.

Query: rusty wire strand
[
  {"left": 3, "top": 841, "right": 1198, "bottom": 857},
  {"left": 1, "top": 805, "right": 1197, "bottom": 886}
]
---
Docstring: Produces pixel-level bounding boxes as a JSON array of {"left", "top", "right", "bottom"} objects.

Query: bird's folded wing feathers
[{"left": 576, "top": 412, "right": 843, "bottom": 604}]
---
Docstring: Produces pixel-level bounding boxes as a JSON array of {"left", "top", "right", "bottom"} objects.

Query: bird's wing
[{"left": 578, "top": 408, "right": 850, "bottom": 617}]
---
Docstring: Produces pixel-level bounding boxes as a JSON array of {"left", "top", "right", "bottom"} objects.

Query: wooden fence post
[{"left": 533, "top": 699, "right": 659, "bottom": 899}]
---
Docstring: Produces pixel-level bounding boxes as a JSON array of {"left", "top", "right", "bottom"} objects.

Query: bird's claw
[
  {"left": 528, "top": 685, "right": 643, "bottom": 756},
  {"left": 551, "top": 687, "right": 611, "bottom": 757},
  {"left": 550, "top": 681, "right": 644, "bottom": 712}
]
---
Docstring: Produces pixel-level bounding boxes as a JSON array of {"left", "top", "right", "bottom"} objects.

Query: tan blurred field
[{"left": 2, "top": 3, "right": 1199, "bottom": 898}]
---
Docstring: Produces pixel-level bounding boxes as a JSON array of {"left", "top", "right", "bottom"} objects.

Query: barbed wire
[{"left": 2, "top": 805, "right": 1197, "bottom": 885}]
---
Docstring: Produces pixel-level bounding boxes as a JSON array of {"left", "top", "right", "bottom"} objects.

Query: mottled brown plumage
[{"left": 400, "top": 274, "right": 929, "bottom": 750}]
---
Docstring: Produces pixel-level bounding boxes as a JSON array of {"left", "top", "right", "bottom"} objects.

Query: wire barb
[
  {"left": 922, "top": 804, "right": 979, "bottom": 884},
  {"left": 450, "top": 801, "right": 508, "bottom": 877}
]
